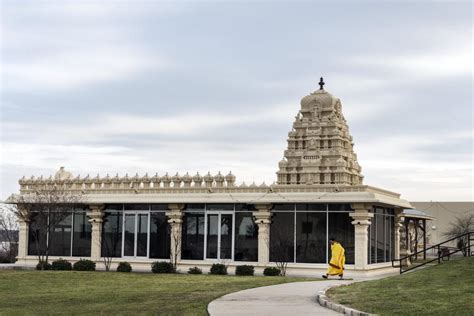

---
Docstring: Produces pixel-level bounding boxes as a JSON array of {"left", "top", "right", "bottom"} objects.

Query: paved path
[{"left": 208, "top": 280, "right": 353, "bottom": 316}]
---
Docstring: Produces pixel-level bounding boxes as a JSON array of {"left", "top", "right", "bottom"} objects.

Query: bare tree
[
  {"left": 0, "top": 204, "right": 19, "bottom": 263},
  {"left": 266, "top": 227, "right": 293, "bottom": 276},
  {"left": 443, "top": 213, "right": 474, "bottom": 256},
  {"left": 9, "top": 185, "right": 82, "bottom": 269}
]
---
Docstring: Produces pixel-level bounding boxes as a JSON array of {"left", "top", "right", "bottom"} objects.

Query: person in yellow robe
[{"left": 322, "top": 238, "right": 345, "bottom": 279}]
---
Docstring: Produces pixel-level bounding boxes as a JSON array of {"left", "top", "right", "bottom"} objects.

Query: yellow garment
[{"left": 327, "top": 242, "right": 345, "bottom": 276}]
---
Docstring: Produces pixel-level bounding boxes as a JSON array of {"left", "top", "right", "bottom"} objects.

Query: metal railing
[{"left": 392, "top": 231, "right": 473, "bottom": 274}]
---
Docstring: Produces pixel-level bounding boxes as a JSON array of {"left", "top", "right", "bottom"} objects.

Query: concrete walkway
[{"left": 208, "top": 280, "right": 353, "bottom": 316}]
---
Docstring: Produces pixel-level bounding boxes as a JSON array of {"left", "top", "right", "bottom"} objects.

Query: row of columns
[{"left": 17, "top": 203, "right": 404, "bottom": 270}]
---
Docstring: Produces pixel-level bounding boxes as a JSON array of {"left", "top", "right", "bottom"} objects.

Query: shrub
[
  {"left": 73, "top": 259, "right": 96, "bottom": 271},
  {"left": 117, "top": 262, "right": 132, "bottom": 273},
  {"left": 188, "top": 266, "right": 202, "bottom": 274},
  {"left": 263, "top": 267, "right": 281, "bottom": 276},
  {"left": 235, "top": 265, "right": 254, "bottom": 276},
  {"left": 209, "top": 263, "right": 227, "bottom": 275},
  {"left": 151, "top": 261, "right": 174, "bottom": 273},
  {"left": 51, "top": 258, "right": 72, "bottom": 271},
  {"left": 36, "top": 261, "right": 52, "bottom": 270}
]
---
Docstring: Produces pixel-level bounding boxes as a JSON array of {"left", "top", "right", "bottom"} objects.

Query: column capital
[
  {"left": 349, "top": 211, "right": 374, "bottom": 226},
  {"left": 166, "top": 204, "right": 184, "bottom": 224},
  {"left": 253, "top": 204, "right": 272, "bottom": 225},
  {"left": 87, "top": 204, "right": 105, "bottom": 224},
  {"left": 168, "top": 203, "right": 185, "bottom": 211}
]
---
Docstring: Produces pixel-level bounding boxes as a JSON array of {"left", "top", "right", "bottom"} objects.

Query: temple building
[{"left": 10, "top": 79, "right": 412, "bottom": 275}]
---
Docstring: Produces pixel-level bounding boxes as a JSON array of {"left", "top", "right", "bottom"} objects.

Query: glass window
[
  {"left": 328, "top": 212, "right": 354, "bottom": 264},
  {"left": 101, "top": 212, "right": 122, "bottom": 258},
  {"left": 151, "top": 204, "right": 168, "bottom": 211},
  {"left": 49, "top": 214, "right": 72, "bottom": 256},
  {"left": 296, "top": 212, "right": 326, "bottom": 263},
  {"left": 124, "top": 204, "right": 149, "bottom": 211},
  {"left": 181, "top": 212, "right": 204, "bottom": 260},
  {"left": 136, "top": 214, "right": 148, "bottom": 257},
  {"left": 28, "top": 213, "right": 47, "bottom": 256},
  {"left": 296, "top": 204, "right": 326, "bottom": 211},
  {"left": 235, "top": 204, "right": 256, "bottom": 212},
  {"left": 206, "top": 204, "right": 234, "bottom": 211},
  {"left": 328, "top": 204, "right": 352, "bottom": 211},
  {"left": 270, "top": 212, "right": 294, "bottom": 263},
  {"left": 150, "top": 212, "right": 170, "bottom": 259},
  {"left": 123, "top": 214, "right": 135, "bottom": 256},
  {"left": 272, "top": 204, "right": 295, "bottom": 211},
  {"left": 234, "top": 212, "right": 258, "bottom": 261},
  {"left": 376, "top": 212, "right": 385, "bottom": 263},
  {"left": 72, "top": 212, "right": 91, "bottom": 256}
]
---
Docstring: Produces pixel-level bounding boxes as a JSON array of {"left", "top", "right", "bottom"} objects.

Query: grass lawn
[
  {"left": 0, "top": 270, "right": 313, "bottom": 315},
  {"left": 327, "top": 256, "right": 474, "bottom": 315}
]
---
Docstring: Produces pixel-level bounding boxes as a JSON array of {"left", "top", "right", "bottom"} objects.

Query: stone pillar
[
  {"left": 166, "top": 204, "right": 185, "bottom": 265},
  {"left": 87, "top": 205, "right": 105, "bottom": 261},
  {"left": 253, "top": 204, "right": 272, "bottom": 266},
  {"left": 350, "top": 204, "right": 374, "bottom": 270},
  {"left": 17, "top": 217, "right": 29, "bottom": 259},
  {"left": 394, "top": 209, "right": 403, "bottom": 260}
]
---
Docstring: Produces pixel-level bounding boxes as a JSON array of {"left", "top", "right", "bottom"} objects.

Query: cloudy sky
[{"left": 1, "top": 1, "right": 472, "bottom": 201}]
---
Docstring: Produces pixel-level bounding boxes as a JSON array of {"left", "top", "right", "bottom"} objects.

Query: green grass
[
  {"left": 0, "top": 270, "right": 313, "bottom": 315},
  {"left": 327, "top": 257, "right": 474, "bottom": 316}
]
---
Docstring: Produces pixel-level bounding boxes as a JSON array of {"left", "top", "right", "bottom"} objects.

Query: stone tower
[{"left": 277, "top": 79, "right": 363, "bottom": 185}]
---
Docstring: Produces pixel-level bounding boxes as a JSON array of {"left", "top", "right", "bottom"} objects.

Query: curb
[{"left": 316, "top": 284, "right": 377, "bottom": 316}]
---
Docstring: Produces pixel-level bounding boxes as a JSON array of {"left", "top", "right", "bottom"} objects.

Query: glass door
[
  {"left": 205, "top": 212, "right": 234, "bottom": 260},
  {"left": 122, "top": 212, "right": 149, "bottom": 258}
]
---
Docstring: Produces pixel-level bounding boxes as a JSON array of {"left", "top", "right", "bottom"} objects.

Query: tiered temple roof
[{"left": 277, "top": 78, "right": 363, "bottom": 186}]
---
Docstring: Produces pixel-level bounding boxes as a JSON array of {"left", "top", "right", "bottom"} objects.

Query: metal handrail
[{"left": 392, "top": 231, "right": 473, "bottom": 274}]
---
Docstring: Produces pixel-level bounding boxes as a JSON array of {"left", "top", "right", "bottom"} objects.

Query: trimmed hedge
[
  {"left": 209, "top": 263, "right": 227, "bottom": 275},
  {"left": 52, "top": 258, "right": 72, "bottom": 271},
  {"left": 188, "top": 267, "right": 202, "bottom": 274},
  {"left": 73, "top": 259, "right": 96, "bottom": 271},
  {"left": 263, "top": 267, "right": 281, "bottom": 276},
  {"left": 151, "top": 261, "right": 174, "bottom": 273},
  {"left": 117, "top": 262, "right": 132, "bottom": 273},
  {"left": 36, "top": 261, "right": 52, "bottom": 270},
  {"left": 235, "top": 265, "right": 254, "bottom": 276}
]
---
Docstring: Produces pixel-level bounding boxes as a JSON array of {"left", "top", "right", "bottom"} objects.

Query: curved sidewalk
[{"left": 208, "top": 280, "right": 353, "bottom": 316}]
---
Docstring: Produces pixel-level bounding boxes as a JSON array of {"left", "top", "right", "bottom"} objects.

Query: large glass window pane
[
  {"left": 220, "top": 214, "right": 233, "bottom": 259},
  {"left": 328, "top": 212, "right": 355, "bottom": 264},
  {"left": 101, "top": 212, "right": 122, "bottom": 258},
  {"left": 136, "top": 214, "right": 148, "bottom": 257},
  {"left": 385, "top": 215, "right": 392, "bottom": 262},
  {"left": 72, "top": 212, "right": 91, "bottom": 256},
  {"left": 124, "top": 214, "right": 135, "bottom": 256},
  {"left": 28, "top": 213, "right": 47, "bottom": 256},
  {"left": 270, "top": 212, "right": 294, "bottom": 263},
  {"left": 206, "top": 214, "right": 219, "bottom": 259},
  {"left": 296, "top": 212, "right": 326, "bottom": 263},
  {"left": 370, "top": 215, "right": 376, "bottom": 264},
  {"left": 49, "top": 214, "right": 72, "bottom": 256},
  {"left": 150, "top": 212, "right": 170, "bottom": 259},
  {"left": 181, "top": 212, "right": 204, "bottom": 260},
  {"left": 234, "top": 212, "right": 258, "bottom": 262},
  {"left": 376, "top": 213, "right": 385, "bottom": 263}
]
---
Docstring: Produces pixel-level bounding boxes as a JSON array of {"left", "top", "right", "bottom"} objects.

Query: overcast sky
[{"left": 1, "top": 1, "right": 472, "bottom": 201}]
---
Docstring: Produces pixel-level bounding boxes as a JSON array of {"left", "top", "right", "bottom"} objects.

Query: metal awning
[{"left": 402, "top": 208, "right": 435, "bottom": 220}]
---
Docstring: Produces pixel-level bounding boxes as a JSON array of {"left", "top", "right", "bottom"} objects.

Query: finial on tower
[{"left": 319, "top": 77, "right": 325, "bottom": 90}]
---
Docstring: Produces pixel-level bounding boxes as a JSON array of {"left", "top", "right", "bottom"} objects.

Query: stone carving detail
[
  {"left": 277, "top": 86, "right": 364, "bottom": 185},
  {"left": 19, "top": 167, "right": 240, "bottom": 192}
]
